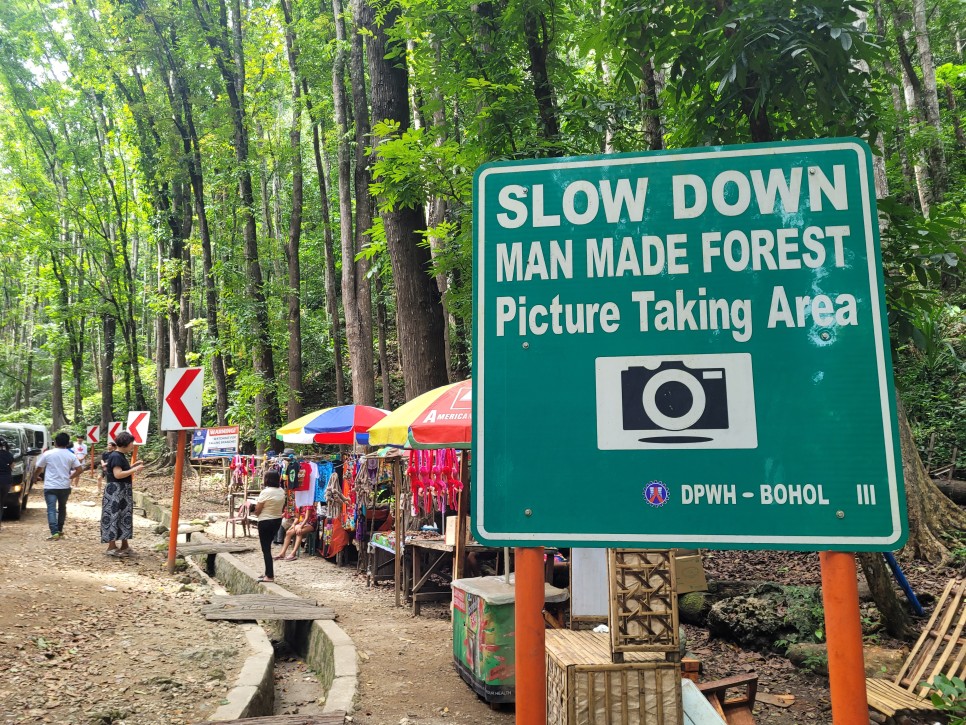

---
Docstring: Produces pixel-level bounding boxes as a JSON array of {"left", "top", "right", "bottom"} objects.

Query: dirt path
[{"left": 0, "top": 478, "right": 245, "bottom": 725}]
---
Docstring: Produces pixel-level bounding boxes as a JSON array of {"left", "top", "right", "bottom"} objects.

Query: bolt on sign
[{"left": 472, "top": 138, "right": 906, "bottom": 551}]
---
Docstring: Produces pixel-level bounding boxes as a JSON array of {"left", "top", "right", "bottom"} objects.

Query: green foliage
[{"left": 924, "top": 674, "right": 966, "bottom": 723}]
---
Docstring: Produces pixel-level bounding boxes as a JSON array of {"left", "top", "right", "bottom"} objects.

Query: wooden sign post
[{"left": 160, "top": 367, "right": 204, "bottom": 574}]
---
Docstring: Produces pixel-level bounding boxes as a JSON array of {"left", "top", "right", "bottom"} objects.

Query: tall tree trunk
[
  {"left": 280, "top": 0, "right": 304, "bottom": 421},
  {"left": 898, "top": 398, "right": 966, "bottom": 563},
  {"left": 51, "top": 356, "right": 67, "bottom": 431},
  {"left": 641, "top": 59, "right": 664, "bottom": 151},
  {"left": 101, "top": 313, "right": 116, "bottom": 429},
  {"left": 304, "top": 80, "right": 345, "bottom": 405},
  {"left": 523, "top": 8, "right": 560, "bottom": 147},
  {"left": 349, "top": 0, "right": 376, "bottom": 404},
  {"left": 426, "top": 46, "right": 454, "bottom": 381},
  {"left": 875, "top": 2, "right": 916, "bottom": 203},
  {"left": 857, "top": 553, "right": 914, "bottom": 639},
  {"left": 334, "top": 0, "right": 375, "bottom": 405},
  {"left": 893, "top": 12, "right": 933, "bottom": 215},
  {"left": 375, "top": 276, "right": 391, "bottom": 408},
  {"left": 945, "top": 84, "right": 966, "bottom": 149},
  {"left": 362, "top": 1, "right": 449, "bottom": 398},
  {"left": 192, "top": 0, "right": 282, "bottom": 442},
  {"left": 912, "top": 0, "right": 947, "bottom": 198}
]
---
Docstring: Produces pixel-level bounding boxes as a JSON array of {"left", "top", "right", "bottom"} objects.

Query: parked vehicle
[
  {"left": 15, "top": 423, "right": 50, "bottom": 453},
  {"left": 0, "top": 423, "right": 42, "bottom": 519}
]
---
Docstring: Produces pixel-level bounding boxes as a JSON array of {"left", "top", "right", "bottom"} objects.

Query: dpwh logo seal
[{"left": 643, "top": 481, "right": 669, "bottom": 508}]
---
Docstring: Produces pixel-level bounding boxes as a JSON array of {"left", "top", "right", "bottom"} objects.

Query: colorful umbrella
[
  {"left": 276, "top": 405, "right": 388, "bottom": 445},
  {"left": 367, "top": 379, "right": 471, "bottom": 449}
]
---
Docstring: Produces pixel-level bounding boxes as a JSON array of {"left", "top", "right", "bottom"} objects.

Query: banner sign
[{"left": 191, "top": 426, "right": 240, "bottom": 458}]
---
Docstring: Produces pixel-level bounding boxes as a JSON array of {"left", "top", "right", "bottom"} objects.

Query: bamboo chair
[{"left": 866, "top": 578, "right": 966, "bottom": 719}]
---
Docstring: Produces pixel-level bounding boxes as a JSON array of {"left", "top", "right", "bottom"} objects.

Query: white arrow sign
[
  {"left": 107, "top": 421, "right": 123, "bottom": 443},
  {"left": 86, "top": 426, "right": 100, "bottom": 444},
  {"left": 161, "top": 367, "right": 204, "bottom": 431},
  {"left": 126, "top": 411, "right": 151, "bottom": 445}
]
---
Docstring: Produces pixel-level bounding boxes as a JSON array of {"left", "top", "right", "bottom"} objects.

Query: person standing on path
[
  {"left": 101, "top": 431, "right": 144, "bottom": 557},
  {"left": 74, "top": 435, "right": 88, "bottom": 466},
  {"left": 0, "top": 439, "right": 13, "bottom": 528},
  {"left": 31, "top": 432, "right": 83, "bottom": 540},
  {"left": 252, "top": 470, "right": 285, "bottom": 583}
]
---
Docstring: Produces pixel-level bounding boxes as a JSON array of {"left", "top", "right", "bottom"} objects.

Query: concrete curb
[{"left": 133, "top": 490, "right": 357, "bottom": 717}]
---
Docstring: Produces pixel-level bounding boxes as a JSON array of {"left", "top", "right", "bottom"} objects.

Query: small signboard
[
  {"left": 473, "top": 138, "right": 906, "bottom": 552},
  {"left": 86, "top": 426, "right": 100, "bottom": 444},
  {"left": 161, "top": 367, "right": 204, "bottom": 431},
  {"left": 107, "top": 421, "right": 123, "bottom": 444},
  {"left": 126, "top": 411, "right": 151, "bottom": 445},
  {"left": 191, "top": 426, "right": 240, "bottom": 458}
]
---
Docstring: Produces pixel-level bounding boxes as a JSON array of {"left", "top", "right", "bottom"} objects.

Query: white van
[{"left": 16, "top": 424, "right": 50, "bottom": 453}]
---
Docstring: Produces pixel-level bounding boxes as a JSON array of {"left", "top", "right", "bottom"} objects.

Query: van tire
[{"left": 6, "top": 498, "right": 22, "bottom": 520}]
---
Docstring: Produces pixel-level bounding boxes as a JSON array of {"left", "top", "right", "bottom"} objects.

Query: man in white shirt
[
  {"left": 74, "top": 435, "right": 88, "bottom": 465},
  {"left": 32, "top": 432, "right": 83, "bottom": 540}
]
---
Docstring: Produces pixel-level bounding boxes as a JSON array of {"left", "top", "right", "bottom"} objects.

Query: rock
[
  {"left": 868, "top": 712, "right": 888, "bottom": 723},
  {"left": 863, "top": 644, "right": 908, "bottom": 679},
  {"left": 679, "top": 592, "right": 713, "bottom": 626},
  {"left": 786, "top": 643, "right": 828, "bottom": 675},
  {"left": 706, "top": 583, "right": 824, "bottom": 652}
]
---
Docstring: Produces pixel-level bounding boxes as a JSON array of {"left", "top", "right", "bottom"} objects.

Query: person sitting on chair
[{"left": 274, "top": 504, "right": 317, "bottom": 561}]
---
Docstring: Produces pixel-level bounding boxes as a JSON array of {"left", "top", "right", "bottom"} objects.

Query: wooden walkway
[
  {"left": 201, "top": 594, "right": 336, "bottom": 621},
  {"left": 195, "top": 713, "right": 345, "bottom": 724}
]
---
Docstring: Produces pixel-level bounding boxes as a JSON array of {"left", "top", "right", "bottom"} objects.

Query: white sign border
[{"left": 474, "top": 140, "right": 903, "bottom": 547}]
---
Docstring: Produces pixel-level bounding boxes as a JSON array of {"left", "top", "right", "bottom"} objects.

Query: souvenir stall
[
  {"left": 368, "top": 380, "right": 475, "bottom": 610},
  {"left": 272, "top": 405, "right": 389, "bottom": 559}
]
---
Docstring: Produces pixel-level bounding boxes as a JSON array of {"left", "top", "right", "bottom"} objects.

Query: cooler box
[{"left": 452, "top": 575, "right": 569, "bottom": 703}]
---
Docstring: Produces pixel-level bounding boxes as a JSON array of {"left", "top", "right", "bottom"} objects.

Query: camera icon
[
  {"left": 621, "top": 361, "right": 728, "bottom": 433},
  {"left": 596, "top": 353, "right": 757, "bottom": 449}
]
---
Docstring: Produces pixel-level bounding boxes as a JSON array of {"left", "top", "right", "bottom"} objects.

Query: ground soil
[{"left": 0, "top": 476, "right": 244, "bottom": 725}]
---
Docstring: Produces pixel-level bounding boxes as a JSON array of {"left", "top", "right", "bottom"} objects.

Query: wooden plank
[
  {"left": 906, "top": 582, "right": 964, "bottom": 691},
  {"left": 896, "top": 579, "right": 955, "bottom": 686},
  {"left": 195, "top": 713, "right": 345, "bottom": 724},
  {"left": 201, "top": 594, "right": 335, "bottom": 621},
  {"left": 172, "top": 542, "right": 255, "bottom": 555},
  {"left": 920, "top": 592, "right": 966, "bottom": 696},
  {"left": 866, "top": 678, "right": 934, "bottom": 718}
]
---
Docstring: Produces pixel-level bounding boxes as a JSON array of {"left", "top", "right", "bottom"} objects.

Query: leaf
[
  {"left": 840, "top": 32, "right": 852, "bottom": 51},
  {"left": 830, "top": 27, "right": 841, "bottom": 39}
]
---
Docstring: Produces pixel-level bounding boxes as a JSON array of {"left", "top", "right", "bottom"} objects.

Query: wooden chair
[
  {"left": 697, "top": 674, "right": 757, "bottom": 725},
  {"left": 866, "top": 577, "right": 966, "bottom": 720},
  {"left": 225, "top": 492, "right": 254, "bottom": 538}
]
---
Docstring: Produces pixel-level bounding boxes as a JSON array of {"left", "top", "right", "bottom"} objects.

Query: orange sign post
[
  {"left": 820, "top": 551, "right": 869, "bottom": 722},
  {"left": 514, "top": 547, "right": 546, "bottom": 725},
  {"left": 166, "top": 430, "right": 186, "bottom": 574},
  {"left": 160, "top": 368, "right": 204, "bottom": 575}
]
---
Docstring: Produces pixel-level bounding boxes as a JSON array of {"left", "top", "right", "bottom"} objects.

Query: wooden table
[{"left": 409, "top": 538, "right": 495, "bottom": 616}]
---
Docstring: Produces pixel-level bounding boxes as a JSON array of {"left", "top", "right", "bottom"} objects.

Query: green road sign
[{"left": 472, "top": 139, "right": 906, "bottom": 551}]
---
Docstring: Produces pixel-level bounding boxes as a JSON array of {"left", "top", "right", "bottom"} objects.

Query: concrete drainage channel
[{"left": 134, "top": 491, "right": 357, "bottom": 722}]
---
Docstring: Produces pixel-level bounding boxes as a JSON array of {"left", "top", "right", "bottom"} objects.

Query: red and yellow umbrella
[{"left": 367, "top": 380, "right": 471, "bottom": 449}]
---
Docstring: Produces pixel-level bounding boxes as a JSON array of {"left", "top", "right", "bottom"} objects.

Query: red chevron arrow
[
  {"left": 87, "top": 426, "right": 99, "bottom": 444},
  {"left": 165, "top": 368, "right": 202, "bottom": 427},
  {"left": 109, "top": 422, "right": 122, "bottom": 442},
  {"left": 128, "top": 412, "right": 148, "bottom": 444}
]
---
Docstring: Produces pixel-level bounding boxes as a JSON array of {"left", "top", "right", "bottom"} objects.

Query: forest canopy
[{"left": 0, "top": 0, "right": 961, "bottom": 468}]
